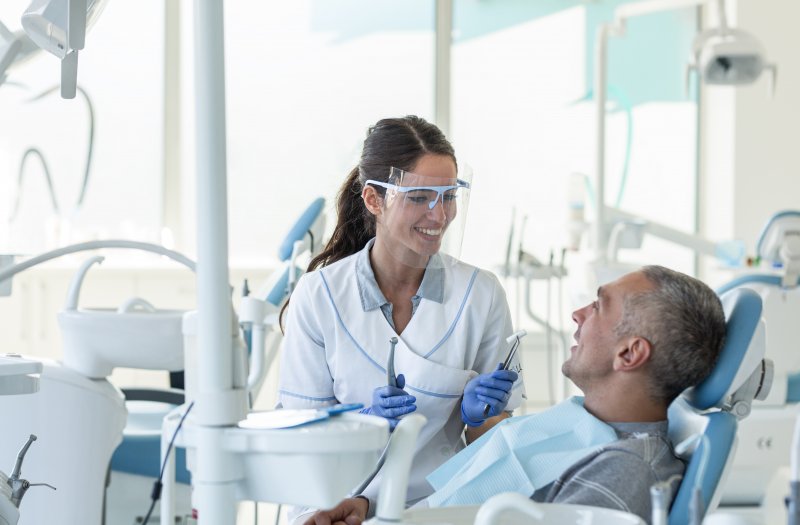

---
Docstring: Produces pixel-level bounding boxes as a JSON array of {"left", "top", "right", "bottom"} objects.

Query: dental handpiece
[
  {"left": 387, "top": 337, "right": 398, "bottom": 388},
  {"left": 483, "top": 330, "right": 527, "bottom": 417},
  {"left": 501, "top": 330, "right": 527, "bottom": 370}
]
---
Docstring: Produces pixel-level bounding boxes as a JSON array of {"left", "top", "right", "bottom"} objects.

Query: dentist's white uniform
[{"left": 279, "top": 244, "right": 524, "bottom": 515}]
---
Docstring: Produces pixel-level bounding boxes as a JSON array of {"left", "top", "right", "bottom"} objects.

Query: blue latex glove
[
  {"left": 359, "top": 374, "right": 416, "bottom": 430},
  {"left": 461, "top": 364, "right": 519, "bottom": 427}
]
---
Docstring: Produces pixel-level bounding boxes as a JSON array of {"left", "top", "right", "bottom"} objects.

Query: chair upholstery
[{"left": 668, "top": 287, "right": 765, "bottom": 525}]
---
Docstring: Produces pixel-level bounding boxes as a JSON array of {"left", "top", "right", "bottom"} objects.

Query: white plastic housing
[
  {"left": 59, "top": 308, "right": 185, "bottom": 378},
  {"left": 21, "top": 0, "right": 108, "bottom": 59},
  {"left": 0, "top": 358, "right": 126, "bottom": 525},
  {"left": 162, "top": 411, "right": 388, "bottom": 510}
]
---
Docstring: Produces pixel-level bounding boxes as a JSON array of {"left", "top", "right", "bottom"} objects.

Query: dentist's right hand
[{"left": 359, "top": 374, "right": 416, "bottom": 430}]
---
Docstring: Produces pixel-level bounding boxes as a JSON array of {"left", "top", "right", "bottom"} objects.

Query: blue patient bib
[{"left": 426, "top": 396, "right": 618, "bottom": 507}]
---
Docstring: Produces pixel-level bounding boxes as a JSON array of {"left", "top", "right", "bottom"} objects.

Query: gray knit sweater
[{"left": 532, "top": 420, "right": 685, "bottom": 524}]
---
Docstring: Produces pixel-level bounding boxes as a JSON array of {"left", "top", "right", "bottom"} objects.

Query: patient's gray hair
[{"left": 614, "top": 265, "right": 726, "bottom": 404}]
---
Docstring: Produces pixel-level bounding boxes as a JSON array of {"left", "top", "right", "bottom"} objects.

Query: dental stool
[
  {"left": 107, "top": 197, "right": 326, "bottom": 522},
  {"left": 667, "top": 287, "right": 771, "bottom": 525}
]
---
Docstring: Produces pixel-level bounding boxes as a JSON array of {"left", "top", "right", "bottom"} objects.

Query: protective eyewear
[{"left": 365, "top": 178, "right": 471, "bottom": 210}]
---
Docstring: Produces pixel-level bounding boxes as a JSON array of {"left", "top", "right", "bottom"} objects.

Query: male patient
[{"left": 304, "top": 265, "right": 727, "bottom": 525}]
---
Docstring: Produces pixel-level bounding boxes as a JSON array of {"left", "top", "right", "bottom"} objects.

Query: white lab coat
[{"left": 278, "top": 250, "right": 524, "bottom": 514}]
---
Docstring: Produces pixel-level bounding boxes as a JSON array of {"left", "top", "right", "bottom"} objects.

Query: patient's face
[{"left": 563, "top": 271, "right": 653, "bottom": 390}]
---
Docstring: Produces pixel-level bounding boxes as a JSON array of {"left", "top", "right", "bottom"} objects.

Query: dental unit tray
[
  {"left": 0, "top": 354, "right": 42, "bottom": 395},
  {"left": 239, "top": 403, "right": 363, "bottom": 430},
  {"left": 162, "top": 410, "right": 388, "bottom": 510}
]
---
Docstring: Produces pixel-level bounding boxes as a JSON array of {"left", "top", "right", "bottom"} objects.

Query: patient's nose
[{"left": 572, "top": 304, "right": 590, "bottom": 325}]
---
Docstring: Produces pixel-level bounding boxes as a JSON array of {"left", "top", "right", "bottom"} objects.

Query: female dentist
[{"left": 278, "top": 116, "right": 525, "bottom": 522}]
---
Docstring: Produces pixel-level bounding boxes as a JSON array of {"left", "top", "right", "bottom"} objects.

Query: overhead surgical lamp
[
  {"left": 20, "top": 0, "right": 109, "bottom": 99},
  {"left": 686, "top": 0, "right": 776, "bottom": 93},
  {"left": 591, "top": 0, "right": 774, "bottom": 265}
]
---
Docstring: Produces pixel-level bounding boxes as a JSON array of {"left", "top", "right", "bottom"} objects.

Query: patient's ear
[
  {"left": 614, "top": 336, "right": 652, "bottom": 372},
  {"left": 363, "top": 186, "right": 383, "bottom": 216}
]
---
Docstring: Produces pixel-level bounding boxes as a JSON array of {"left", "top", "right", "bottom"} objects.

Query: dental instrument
[
  {"left": 346, "top": 337, "right": 404, "bottom": 497},
  {"left": 501, "top": 330, "right": 526, "bottom": 371},
  {"left": 0, "top": 357, "right": 46, "bottom": 525},
  {"left": 1, "top": 434, "right": 55, "bottom": 525},
  {"left": 483, "top": 330, "right": 526, "bottom": 417},
  {"left": 650, "top": 483, "right": 671, "bottom": 525},
  {"left": 387, "top": 337, "right": 398, "bottom": 388}
]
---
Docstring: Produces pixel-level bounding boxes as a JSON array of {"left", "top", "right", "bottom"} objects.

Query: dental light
[
  {"left": 687, "top": 0, "right": 776, "bottom": 92},
  {"left": 20, "top": 0, "right": 109, "bottom": 99},
  {"left": 592, "top": 0, "right": 774, "bottom": 265}
]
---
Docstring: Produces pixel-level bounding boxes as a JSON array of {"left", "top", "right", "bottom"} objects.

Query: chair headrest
[
  {"left": 716, "top": 274, "right": 788, "bottom": 296},
  {"left": 756, "top": 209, "right": 800, "bottom": 262},
  {"left": 263, "top": 263, "right": 302, "bottom": 307},
  {"left": 278, "top": 197, "right": 326, "bottom": 262},
  {"left": 687, "top": 288, "right": 763, "bottom": 410}
]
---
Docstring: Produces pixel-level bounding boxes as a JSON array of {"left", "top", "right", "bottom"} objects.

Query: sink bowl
[{"left": 59, "top": 308, "right": 185, "bottom": 378}]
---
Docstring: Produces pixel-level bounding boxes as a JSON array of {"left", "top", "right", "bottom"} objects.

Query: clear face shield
[{"left": 366, "top": 165, "right": 472, "bottom": 269}]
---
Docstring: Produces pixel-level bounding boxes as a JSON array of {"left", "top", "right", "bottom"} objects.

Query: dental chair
[
  {"left": 106, "top": 197, "right": 326, "bottom": 523},
  {"left": 714, "top": 210, "right": 800, "bottom": 505},
  {"left": 667, "top": 286, "right": 770, "bottom": 525}
]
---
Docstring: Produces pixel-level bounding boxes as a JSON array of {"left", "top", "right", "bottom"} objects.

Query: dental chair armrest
[{"left": 121, "top": 387, "right": 185, "bottom": 405}]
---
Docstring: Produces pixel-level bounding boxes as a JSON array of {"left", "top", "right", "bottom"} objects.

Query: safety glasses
[{"left": 365, "top": 178, "right": 470, "bottom": 210}]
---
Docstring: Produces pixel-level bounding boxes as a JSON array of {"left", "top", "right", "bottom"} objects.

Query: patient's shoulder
[{"left": 545, "top": 435, "right": 684, "bottom": 522}]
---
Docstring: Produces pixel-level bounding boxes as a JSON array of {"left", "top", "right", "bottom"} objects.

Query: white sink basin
[
  {"left": 57, "top": 255, "right": 186, "bottom": 378},
  {"left": 59, "top": 307, "right": 185, "bottom": 378}
]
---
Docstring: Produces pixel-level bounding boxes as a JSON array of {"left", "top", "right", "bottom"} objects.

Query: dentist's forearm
[{"left": 465, "top": 412, "right": 510, "bottom": 444}]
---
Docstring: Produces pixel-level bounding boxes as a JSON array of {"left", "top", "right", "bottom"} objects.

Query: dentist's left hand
[{"left": 461, "top": 364, "right": 518, "bottom": 427}]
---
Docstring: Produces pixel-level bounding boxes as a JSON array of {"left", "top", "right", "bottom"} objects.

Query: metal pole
[
  {"left": 434, "top": 0, "right": 452, "bottom": 138},
  {"left": 193, "top": 0, "right": 243, "bottom": 522},
  {"left": 162, "top": 0, "right": 182, "bottom": 250},
  {"left": 593, "top": 23, "right": 610, "bottom": 260}
]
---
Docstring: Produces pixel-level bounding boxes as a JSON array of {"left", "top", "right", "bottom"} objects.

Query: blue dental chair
[
  {"left": 106, "top": 197, "right": 326, "bottom": 522},
  {"left": 667, "top": 287, "right": 770, "bottom": 525}
]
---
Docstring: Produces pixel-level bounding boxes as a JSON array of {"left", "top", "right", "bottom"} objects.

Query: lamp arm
[{"left": 606, "top": 206, "right": 728, "bottom": 259}]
